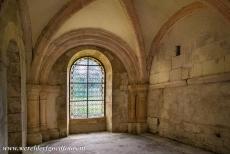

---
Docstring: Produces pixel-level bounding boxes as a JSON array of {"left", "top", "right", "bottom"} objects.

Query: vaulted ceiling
[{"left": 26, "top": 0, "right": 230, "bottom": 56}]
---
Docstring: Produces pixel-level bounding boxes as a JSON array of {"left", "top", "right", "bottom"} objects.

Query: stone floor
[{"left": 23, "top": 132, "right": 213, "bottom": 154}]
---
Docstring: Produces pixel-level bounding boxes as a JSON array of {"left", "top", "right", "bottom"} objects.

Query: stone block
[
  {"left": 183, "top": 122, "right": 201, "bottom": 133},
  {"left": 147, "top": 89, "right": 163, "bottom": 117},
  {"left": 8, "top": 63, "right": 20, "bottom": 76},
  {"left": 190, "top": 63, "right": 203, "bottom": 77},
  {"left": 150, "top": 71, "right": 170, "bottom": 84},
  {"left": 128, "top": 123, "right": 137, "bottom": 134},
  {"left": 158, "top": 72, "right": 170, "bottom": 83},
  {"left": 172, "top": 55, "right": 184, "bottom": 69},
  {"left": 193, "top": 41, "right": 225, "bottom": 63},
  {"left": 225, "top": 54, "right": 230, "bottom": 72},
  {"left": 136, "top": 123, "right": 147, "bottom": 134},
  {"left": 7, "top": 83, "right": 21, "bottom": 97},
  {"left": 41, "top": 131, "right": 50, "bottom": 142},
  {"left": 182, "top": 68, "right": 189, "bottom": 79},
  {"left": 147, "top": 117, "right": 159, "bottom": 133},
  {"left": 7, "top": 98, "right": 21, "bottom": 114},
  {"left": 170, "top": 68, "right": 182, "bottom": 81},
  {"left": 150, "top": 73, "right": 158, "bottom": 84},
  {"left": 151, "top": 60, "right": 171, "bottom": 74},
  {"left": 8, "top": 113, "right": 21, "bottom": 132},
  {"left": 27, "top": 133, "right": 42, "bottom": 146},
  {"left": 8, "top": 132, "right": 22, "bottom": 147},
  {"left": 202, "top": 58, "right": 225, "bottom": 75},
  {"left": 119, "top": 123, "right": 128, "bottom": 132}
]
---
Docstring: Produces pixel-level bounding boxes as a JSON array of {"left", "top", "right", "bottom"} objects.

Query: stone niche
[{"left": 44, "top": 47, "right": 130, "bottom": 138}]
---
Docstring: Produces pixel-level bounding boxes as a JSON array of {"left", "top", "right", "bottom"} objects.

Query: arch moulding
[
  {"left": 30, "top": 28, "right": 143, "bottom": 84},
  {"left": 147, "top": 2, "right": 206, "bottom": 73}
]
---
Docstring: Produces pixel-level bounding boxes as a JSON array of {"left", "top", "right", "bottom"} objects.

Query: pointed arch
[
  {"left": 33, "top": 0, "right": 96, "bottom": 56},
  {"left": 147, "top": 2, "right": 206, "bottom": 73}
]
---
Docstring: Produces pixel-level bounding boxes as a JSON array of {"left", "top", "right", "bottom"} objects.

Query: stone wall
[
  {"left": 7, "top": 40, "right": 22, "bottom": 149},
  {"left": 0, "top": 0, "right": 28, "bottom": 153},
  {"left": 148, "top": 8, "right": 230, "bottom": 154}
]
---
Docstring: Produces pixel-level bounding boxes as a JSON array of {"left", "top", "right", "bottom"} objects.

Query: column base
[
  {"left": 49, "top": 129, "right": 59, "bottom": 139},
  {"left": 27, "top": 132, "right": 42, "bottom": 146},
  {"left": 41, "top": 130, "right": 50, "bottom": 142},
  {"left": 136, "top": 122, "right": 147, "bottom": 134},
  {"left": 128, "top": 123, "right": 137, "bottom": 134},
  {"left": 128, "top": 123, "right": 147, "bottom": 134}
]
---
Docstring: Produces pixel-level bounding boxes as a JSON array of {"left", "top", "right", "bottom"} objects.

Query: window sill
[{"left": 69, "top": 117, "right": 105, "bottom": 124}]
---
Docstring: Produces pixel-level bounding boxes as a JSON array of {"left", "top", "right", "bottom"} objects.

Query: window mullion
[{"left": 87, "top": 58, "right": 89, "bottom": 118}]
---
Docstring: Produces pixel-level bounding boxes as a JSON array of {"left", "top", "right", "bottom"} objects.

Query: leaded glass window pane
[
  {"left": 70, "top": 65, "right": 87, "bottom": 83},
  {"left": 70, "top": 57, "right": 105, "bottom": 119},
  {"left": 88, "top": 84, "right": 104, "bottom": 100},
  {"left": 70, "top": 101, "right": 87, "bottom": 119},
  {"left": 70, "top": 84, "right": 87, "bottom": 101},
  {"left": 88, "top": 101, "right": 104, "bottom": 118},
  {"left": 88, "top": 66, "right": 104, "bottom": 83}
]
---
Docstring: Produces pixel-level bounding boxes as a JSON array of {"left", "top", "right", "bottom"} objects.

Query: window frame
[{"left": 69, "top": 56, "right": 106, "bottom": 119}]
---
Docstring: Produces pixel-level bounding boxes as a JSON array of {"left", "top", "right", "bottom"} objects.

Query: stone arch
[
  {"left": 147, "top": 0, "right": 230, "bottom": 75},
  {"left": 203, "top": 0, "right": 230, "bottom": 22},
  {"left": 37, "top": 45, "right": 130, "bottom": 140},
  {"left": 34, "top": 0, "right": 95, "bottom": 55},
  {"left": 147, "top": 2, "right": 206, "bottom": 73},
  {"left": 17, "top": 0, "right": 33, "bottom": 78},
  {"left": 32, "top": 0, "right": 147, "bottom": 83},
  {"left": 31, "top": 28, "right": 141, "bottom": 84}
]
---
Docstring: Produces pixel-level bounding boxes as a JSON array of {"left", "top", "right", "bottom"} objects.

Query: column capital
[
  {"left": 40, "top": 85, "right": 61, "bottom": 93},
  {"left": 27, "top": 84, "right": 41, "bottom": 94},
  {"left": 128, "top": 84, "right": 148, "bottom": 92}
]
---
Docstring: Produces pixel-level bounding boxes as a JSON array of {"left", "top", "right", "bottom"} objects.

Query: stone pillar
[
  {"left": 40, "top": 92, "right": 47, "bottom": 130},
  {"left": 45, "top": 86, "right": 60, "bottom": 140},
  {"left": 39, "top": 90, "right": 50, "bottom": 141},
  {"left": 128, "top": 84, "right": 148, "bottom": 134},
  {"left": 27, "top": 84, "right": 42, "bottom": 145}
]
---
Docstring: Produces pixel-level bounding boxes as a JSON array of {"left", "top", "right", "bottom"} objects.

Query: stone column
[
  {"left": 45, "top": 86, "right": 60, "bottom": 140},
  {"left": 40, "top": 92, "right": 47, "bottom": 130},
  {"left": 27, "top": 84, "right": 42, "bottom": 145},
  {"left": 39, "top": 90, "right": 50, "bottom": 141},
  {"left": 128, "top": 84, "right": 148, "bottom": 134},
  {"left": 128, "top": 87, "right": 136, "bottom": 134}
]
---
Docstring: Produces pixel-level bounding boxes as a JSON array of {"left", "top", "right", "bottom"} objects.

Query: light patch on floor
[{"left": 23, "top": 132, "right": 213, "bottom": 154}]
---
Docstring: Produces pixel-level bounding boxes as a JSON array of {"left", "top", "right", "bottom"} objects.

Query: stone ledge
[
  {"left": 149, "top": 73, "right": 230, "bottom": 89},
  {"left": 149, "top": 81, "right": 187, "bottom": 89},
  {"left": 40, "top": 85, "right": 61, "bottom": 93},
  {"left": 128, "top": 84, "right": 148, "bottom": 91},
  {"left": 187, "top": 72, "right": 230, "bottom": 85}
]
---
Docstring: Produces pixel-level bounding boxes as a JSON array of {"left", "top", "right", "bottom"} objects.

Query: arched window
[{"left": 69, "top": 57, "right": 105, "bottom": 119}]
